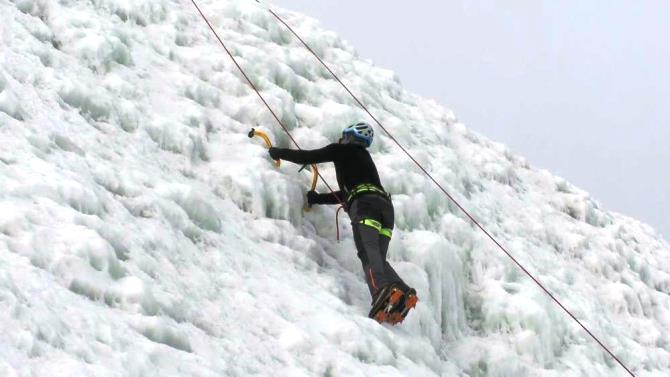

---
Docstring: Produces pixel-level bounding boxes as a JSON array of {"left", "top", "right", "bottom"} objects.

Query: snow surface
[{"left": 1, "top": 0, "right": 669, "bottom": 376}]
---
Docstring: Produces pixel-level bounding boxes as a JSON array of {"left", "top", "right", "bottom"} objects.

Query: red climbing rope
[
  {"left": 189, "top": 1, "right": 634, "bottom": 375},
  {"left": 188, "top": 0, "right": 345, "bottom": 213},
  {"left": 261, "top": 4, "right": 636, "bottom": 377}
]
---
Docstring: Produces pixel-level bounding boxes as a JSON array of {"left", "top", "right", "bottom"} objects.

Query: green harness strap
[
  {"left": 346, "top": 183, "right": 388, "bottom": 203},
  {"left": 351, "top": 184, "right": 392, "bottom": 238},
  {"left": 360, "top": 219, "right": 392, "bottom": 238}
]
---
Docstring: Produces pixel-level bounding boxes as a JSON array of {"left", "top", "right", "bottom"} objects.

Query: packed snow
[{"left": 1, "top": 0, "right": 669, "bottom": 376}]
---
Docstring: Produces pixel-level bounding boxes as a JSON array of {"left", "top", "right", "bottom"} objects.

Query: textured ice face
[{"left": 0, "top": 1, "right": 668, "bottom": 377}]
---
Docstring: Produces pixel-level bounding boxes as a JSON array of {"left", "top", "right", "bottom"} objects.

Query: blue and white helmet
[{"left": 342, "top": 122, "right": 374, "bottom": 147}]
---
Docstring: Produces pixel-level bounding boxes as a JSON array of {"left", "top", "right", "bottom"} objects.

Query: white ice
[{"left": 0, "top": 0, "right": 668, "bottom": 376}]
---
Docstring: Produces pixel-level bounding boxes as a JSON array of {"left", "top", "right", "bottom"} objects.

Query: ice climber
[{"left": 268, "top": 122, "right": 418, "bottom": 324}]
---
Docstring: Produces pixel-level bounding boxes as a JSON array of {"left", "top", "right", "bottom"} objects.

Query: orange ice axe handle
[
  {"left": 248, "top": 128, "right": 280, "bottom": 167},
  {"left": 302, "top": 164, "right": 319, "bottom": 212}
]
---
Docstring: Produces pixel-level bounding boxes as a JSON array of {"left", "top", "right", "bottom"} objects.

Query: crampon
[{"left": 370, "top": 287, "right": 418, "bottom": 325}]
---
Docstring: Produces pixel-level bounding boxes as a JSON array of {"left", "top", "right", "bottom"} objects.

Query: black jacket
[{"left": 273, "top": 143, "right": 384, "bottom": 205}]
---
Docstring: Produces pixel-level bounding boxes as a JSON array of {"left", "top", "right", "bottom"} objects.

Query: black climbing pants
[{"left": 348, "top": 194, "right": 409, "bottom": 298}]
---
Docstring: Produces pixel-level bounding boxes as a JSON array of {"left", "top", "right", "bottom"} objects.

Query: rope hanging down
[
  {"left": 190, "top": 1, "right": 634, "bottom": 375},
  {"left": 259, "top": 3, "right": 635, "bottom": 377}
]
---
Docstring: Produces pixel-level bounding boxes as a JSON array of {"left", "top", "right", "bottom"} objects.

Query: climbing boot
[
  {"left": 368, "top": 284, "right": 405, "bottom": 323},
  {"left": 386, "top": 288, "right": 418, "bottom": 325}
]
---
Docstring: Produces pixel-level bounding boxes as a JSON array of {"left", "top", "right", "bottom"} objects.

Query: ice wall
[{"left": 0, "top": 1, "right": 668, "bottom": 376}]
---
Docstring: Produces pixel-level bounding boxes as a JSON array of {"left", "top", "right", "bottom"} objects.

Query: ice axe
[
  {"left": 248, "top": 128, "right": 319, "bottom": 212},
  {"left": 248, "top": 128, "right": 280, "bottom": 167},
  {"left": 298, "top": 163, "right": 319, "bottom": 212}
]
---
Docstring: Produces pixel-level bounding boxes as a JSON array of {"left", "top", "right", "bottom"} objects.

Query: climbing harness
[
  {"left": 359, "top": 218, "right": 392, "bottom": 239},
  {"left": 334, "top": 182, "right": 392, "bottom": 242},
  {"left": 345, "top": 183, "right": 391, "bottom": 205},
  {"left": 189, "top": 1, "right": 635, "bottom": 375},
  {"left": 248, "top": 128, "right": 280, "bottom": 167}
]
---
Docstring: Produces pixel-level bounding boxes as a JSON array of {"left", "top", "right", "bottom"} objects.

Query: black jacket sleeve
[
  {"left": 275, "top": 144, "right": 342, "bottom": 165},
  {"left": 313, "top": 191, "right": 343, "bottom": 205}
]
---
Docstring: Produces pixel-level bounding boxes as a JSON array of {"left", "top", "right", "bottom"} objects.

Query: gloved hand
[
  {"left": 306, "top": 190, "right": 320, "bottom": 205},
  {"left": 268, "top": 147, "right": 282, "bottom": 160}
]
